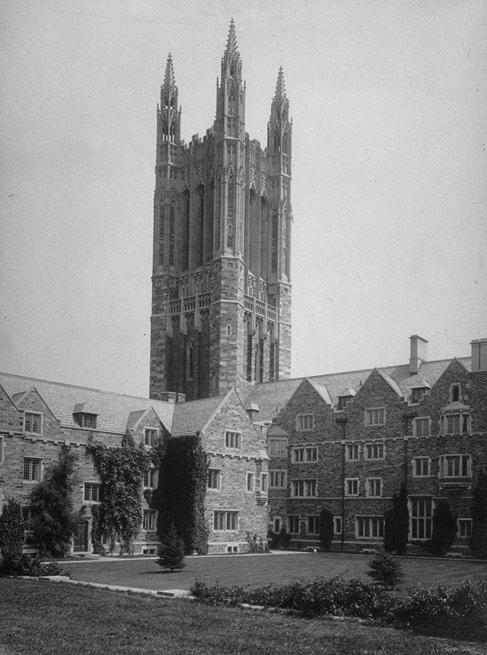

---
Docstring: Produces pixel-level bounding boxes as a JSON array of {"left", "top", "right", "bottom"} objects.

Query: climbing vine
[
  {"left": 151, "top": 436, "right": 209, "bottom": 554},
  {"left": 89, "top": 442, "right": 151, "bottom": 554}
]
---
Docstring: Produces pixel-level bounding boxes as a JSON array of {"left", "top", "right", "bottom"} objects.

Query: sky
[{"left": 1, "top": 0, "right": 486, "bottom": 397}]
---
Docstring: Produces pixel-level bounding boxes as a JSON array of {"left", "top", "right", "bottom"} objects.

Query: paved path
[{"left": 62, "top": 551, "right": 487, "bottom": 593}]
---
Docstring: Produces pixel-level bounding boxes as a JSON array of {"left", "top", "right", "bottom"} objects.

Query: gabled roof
[
  {"left": 0, "top": 372, "right": 175, "bottom": 434},
  {"left": 170, "top": 393, "right": 228, "bottom": 437},
  {"left": 308, "top": 380, "right": 332, "bottom": 405}
]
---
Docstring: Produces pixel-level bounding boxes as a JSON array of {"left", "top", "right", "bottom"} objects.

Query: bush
[
  {"left": 318, "top": 508, "right": 333, "bottom": 551},
  {"left": 367, "top": 550, "right": 404, "bottom": 590},
  {"left": 471, "top": 468, "right": 487, "bottom": 558},
  {"left": 428, "top": 500, "right": 457, "bottom": 556},
  {"left": 157, "top": 524, "right": 186, "bottom": 572},
  {"left": 0, "top": 554, "right": 63, "bottom": 577},
  {"left": 384, "top": 484, "right": 409, "bottom": 554},
  {"left": 0, "top": 499, "right": 24, "bottom": 564},
  {"left": 246, "top": 532, "right": 266, "bottom": 553}
]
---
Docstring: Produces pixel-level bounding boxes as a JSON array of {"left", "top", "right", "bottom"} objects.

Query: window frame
[
  {"left": 366, "top": 477, "right": 383, "bottom": 498},
  {"left": 413, "top": 417, "right": 431, "bottom": 437},
  {"left": 24, "top": 412, "right": 43, "bottom": 435},
  {"left": 269, "top": 469, "right": 287, "bottom": 489},
  {"left": 144, "top": 428, "right": 159, "bottom": 447},
  {"left": 73, "top": 413, "right": 97, "bottom": 429},
  {"left": 83, "top": 482, "right": 101, "bottom": 503},
  {"left": 364, "top": 442, "right": 385, "bottom": 461},
  {"left": 260, "top": 473, "right": 268, "bottom": 494},
  {"left": 438, "top": 454, "right": 472, "bottom": 479},
  {"left": 412, "top": 457, "right": 431, "bottom": 478},
  {"left": 246, "top": 471, "right": 254, "bottom": 492},
  {"left": 450, "top": 383, "right": 461, "bottom": 403},
  {"left": 143, "top": 468, "right": 156, "bottom": 489},
  {"left": 364, "top": 407, "right": 386, "bottom": 427},
  {"left": 213, "top": 510, "right": 239, "bottom": 532},
  {"left": 345, "top": 443, "right": 359, "bottom": 462},
  {"left": 142, "top": 509, "right": 157, "bottom": 531},
  {"left": 290, "top": 479, "right": 318, "bottom": 498},
  {"left": 287, "top": 515, "right": 300, "bottom": 534},
  {"left": 410, "top": 496, "right": 433, "bottom": 541},
  {"left": 207, "top": 468, "right": 222, "bottom": 491},
  {"left": 0, "top": 435, "right": 3, "bottom": 464},
  {"left": 225, "top": 430, "right": 242, "bottom": 450},
  {"left": 333, "top": 516, "right": 342, "bottom": 536},
  {"left": 356, "top": 515, "right": 384, "bottom": 539},
  {"left": 23, "top": 457, "right": 42, "bottom": 482},
  {"left": 457, "top": 518, "right": 472, "bottom": 539},
  {"left": 307, "top": 515, "right": 319, "bottom": 535},
  {"left": 268, "top": 438, "right": 287, "bottom": 458},
  {"left": 291, "top": 446, "right": 318, "bottom": 464},
  {"left": 345, "top": 477, "right": 359, "bottom": 497},
  {"left": 295, "top": 413, "right": 314, "bottom": 432}
]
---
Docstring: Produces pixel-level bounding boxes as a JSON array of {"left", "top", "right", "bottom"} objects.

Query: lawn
[
  {"left": 0, "top": 579, "right": 485, "bottom": 655},
  {"left": 64, "top": 551, "right": 487, "bottom": 593}
]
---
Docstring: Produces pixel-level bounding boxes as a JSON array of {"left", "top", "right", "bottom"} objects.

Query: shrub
[
  {"left": 277, "top": 526, "right": 291, "bottom": 549},
  {"left": 246, "top": 532, "right": 266, "bottom": 553},
  {"left": 471, "top": 468, "right": 487, "bottom": 558},
  {"left": 428, "top": 500, "right": 457, "bottom": 556},
  {"left": 30, "top": 447, "right": 77, "bottom": 558},
  {"left": 384, "top": 484, "right": 409, "bottom": 554},
  {"left": 367, "top": 549, "right": 404, "bottom": 590},
  {"left": 0, "top": 553, "right": 63, "bottom": 577},
  {"left": 157, "top": 524, "right": 186, "bottom": 572},
  {"left": 318, "top": 508, "right": 333, "bottom": 551},
  {"left": 0, "top": 499, "right": 24, "bottom": 564}
]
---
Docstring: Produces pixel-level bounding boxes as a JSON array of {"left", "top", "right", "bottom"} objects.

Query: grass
[
  {"left": 64, "top": 551, "right": 487, "bottom": 593},
  {"left": 0, "top": 579, "right": 485, "bottom": 655}
]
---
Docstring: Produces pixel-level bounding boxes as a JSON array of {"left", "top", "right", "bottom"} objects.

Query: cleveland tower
[{"left": 149, "top": 21, "right": 292, "bottom": 401}]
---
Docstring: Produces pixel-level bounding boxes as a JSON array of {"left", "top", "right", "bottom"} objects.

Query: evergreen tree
[
  {"left": 30, "top": 447, "right": 77, "bottom": 557},
  {"left": 157, "top": 523, "right": 186, "bottom": 572},
  {"left": 470, "top": 469, "right": 487, "bottom": 558},
  {"left": 429, "top": 500, "right": 457, "bottom": 556},
  {"left": 318, "top": 508, "right": 334, "bottom": 551},
  {"left": 367, "top": 549, "right": 404, "bottom": 590},
  {"left": 0, "top": 499, "right": 24, "bottom": 564},
  {"left": 384, "top": 483, "right": 409, "bottom": 554}
]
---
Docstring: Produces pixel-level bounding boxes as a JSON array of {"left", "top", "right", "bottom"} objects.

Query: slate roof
[
  {"left": 0, "top": 372, "right": 175, "bottom": 434},
  {"left": 170, "top": 393, "right": 228, "bottom": 436},
  {"left": 244, "top": 357, "right": 471, "bottom": 423}
]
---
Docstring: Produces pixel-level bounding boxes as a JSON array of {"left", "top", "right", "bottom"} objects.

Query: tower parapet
[{"left": 150, "top": 22, "right": 293, "bottom": 400}]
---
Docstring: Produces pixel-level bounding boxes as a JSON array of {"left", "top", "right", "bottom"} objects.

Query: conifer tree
[
  {"left": 470, "top": 469, "right": 487, "bottom": 558},
  {"left": 318, "top": 508, "right": 334, "bottom": 551},
  {"left": 157, "top": 523, "right": 186, "bottom": 572},
  {"left": 0, "top": 499, "right": 24, "bottom": 564},
  {"left": 429, "top": 500, "right": 457, "bottom": 556},
  {"left": 384, "top": 483, "right": 409, "bottom": 554}
]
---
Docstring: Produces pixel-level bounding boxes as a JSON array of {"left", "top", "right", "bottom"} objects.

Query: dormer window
[
  {"left": 337, "top": 396, "right": 352, "bottom": 411},
  {"left": 411, "top": 387, "right": 427, "bottom": 403},
  {"left": 73, "top": 413, "right": 97, "bottom": 429}
]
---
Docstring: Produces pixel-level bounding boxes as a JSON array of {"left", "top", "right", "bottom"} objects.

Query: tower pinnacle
[
  {"left": 274, "top": 66, "right": 286, "bottom": 100},
  {"left": 163, "top": 53, "right": 176, "bottom": 88},
  {"left": 224, "top": 18, "right": 239, "bottom": 59}
]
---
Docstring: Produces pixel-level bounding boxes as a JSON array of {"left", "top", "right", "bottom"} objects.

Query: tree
[
  {"left": 429, "top": 500, "right": 457, "bottom": 556},
  {"left": 470, "top": 469, "right": 487, "bottom": 558},
  {"left": 318, "top": 508, "right": 334, "bottom": 551},
  {"left": 367, "top": 549, "right": 404, "bottom": 590},
  {"left": 30, "top": 447, "right": 77, "bottom": 557},
  {"left": 156, "top": 523, "right": 186, "bottom": 572},
  {"left": 0, "top": 499, "right": 24, "bottom": 565},
  {"left": 384, "top": 483, "right": 409, "bottom": 555}
]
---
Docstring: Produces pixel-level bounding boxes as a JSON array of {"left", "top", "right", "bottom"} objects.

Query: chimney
[
  {"left": 471, "top": 338, "right": 487, "bottom": 372},
  {"left": 409, "top": 335, "right": 428, "bottom": 375},
  {"left": 246, "top": 402, "right": 260, "bottom": 422}
]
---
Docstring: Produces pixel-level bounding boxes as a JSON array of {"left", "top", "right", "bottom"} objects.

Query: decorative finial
[
  {"left": 224, "top": 18, "right": 238, "bottom": 57},
  {"left": 164, "top": 52, "right": 176, "bottom": 87},
  {"left": 274, "top": 66, "right": 286, "bottom": 99}
]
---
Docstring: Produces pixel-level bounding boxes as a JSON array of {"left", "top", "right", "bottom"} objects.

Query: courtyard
[{"left": 64, "top": 551, "right": 487, "bottom": 592}]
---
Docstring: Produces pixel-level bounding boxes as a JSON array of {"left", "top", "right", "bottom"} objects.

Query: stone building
[
  {"left": 244, "top": 336, "right": 487, "bottom": 553},
  {"left": 0, "top": 373, "right": 268, "bottom": 555},
  {"left": 150, "top": 20, "right": 292, "bottom": 401}
]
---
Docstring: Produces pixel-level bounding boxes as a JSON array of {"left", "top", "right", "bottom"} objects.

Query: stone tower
[{"left": 150, "top": 21, "right": 292, "bottom": 401}]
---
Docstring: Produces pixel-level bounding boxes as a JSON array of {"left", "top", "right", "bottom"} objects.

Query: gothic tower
[{"left": 150, "top": 21, "right": 292, "bottom": 400}]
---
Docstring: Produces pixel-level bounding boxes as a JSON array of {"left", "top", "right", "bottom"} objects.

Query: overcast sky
[{"left": 1, "top": 0, "right": 486, "bottom": 397}]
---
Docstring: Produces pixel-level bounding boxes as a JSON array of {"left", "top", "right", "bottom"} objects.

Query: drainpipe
[{"left": 336, "top": 416, "right": 348, "bottom": 552}]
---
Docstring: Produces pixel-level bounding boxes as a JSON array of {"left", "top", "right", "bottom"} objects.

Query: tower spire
[
  {"left": 274, "top": 66, "right": 286, "bottom": 100},
  {"left": 163, "top": 52, "right": 176, "bottom": 88},
  {"left": 224, "top": 18, "right": 238, "bottom": 59}
]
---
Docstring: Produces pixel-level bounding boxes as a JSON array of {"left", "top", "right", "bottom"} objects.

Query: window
[
  {"left": 345, "top": 443, "right": 359, "bottom": 461},
  {"left": 84, "top": 482, "right": 101, "bottom": 502},
  {"left": 411, "top": 387, "right": 428, "bottom": 403},
  {"left": 144, "top": 428, "right": 159, "bottom": 446},
  {"left": 413, "top": 417, "right": 430, "bottom": 437},
  {"left": 365, "top": 408, "right": 386, "bottom": 426},
  {"left": 208, "top": 469, "right": 222, "bottom": 490},
  {"left": 0, "top": 436, "right": 3, "bottom": 464},
  {"left": 73, "top": 413, "right": 97, "bottom": 429},
  {"left": 366, "top": 478, "right": 382, "bottom": 497},
  {"left": 345, "top": 478, "right": 359, "bottom": 496},
  {"left": 438, "top": 454, "right": 471, "bottom": 479},
  {"left": 213, "top": 511, "right": 238, "bottom": 531},
  {"left": 337, "top": 396, "right": 352, "bottom": 411},
  {"left": 364, "top": 443, "right": 385, "bottom": 460},
  {"left": 246, "top": 472, "right": 254, "bottom": 492},
  {"left": 307, "top": 516, "right": 319, "bottom": 535},
  {"left": 441, "top": 413, "right": 470, "bottom": 435},
  {"left": 273, "top": 516, "right": 281, "bottom": 533},
  {"left": 412, "top": 457, "right": 430, "bottom": 477},
  {"left": 296, "top": 413, "right": 314, "bottom": 431},
  {"left": 143, "top": 510, "right": 157, "bottom": 531},
  {"left": 260, "top": 473, "right": 268, "bottom": 493},
  {"left": 450, "top": 384, "right": 461, "bottom": 402},
  {"left": 288, "top": 515, "right": 300, "bottom": 534},
  {"left": 457, "top": 518, "right": 472, "bottom": 539},
  {"left": 22, "top": 506, "right": 37, "bottom": 539},
  {"left": 270, "top": 470, "right": 287, "bottom": 488},
  {"left": 356, "top": 516, "right": 384, "bottom": 539},
  {"left": 143, "top": 468, "right": 156, "bottom": 489},
  {"left": 291, "top": 446, "right": 318, "bottom": 463},
  {"left": 410, "top": 497, "right": 433, "bottom": 540},
  {"left": 268, "top": 438, "right": 287, "bottom": 457},
  {"left": 291, "top": 479, "right": 317, "bottom": 497},
  {"left": 24, "top": 412, "right": 42, "bottom": 435},
  {"left": 333, "top": 516, "right": 342, "bottom": 535},
  {"left": 225, "top": 430, "right": 241, "bottom": 449},
  {"left": 23, "top": 458, "right": 42, "bottom": 482}
]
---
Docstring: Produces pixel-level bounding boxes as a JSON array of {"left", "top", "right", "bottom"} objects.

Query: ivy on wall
[
  {"left": 151, "top": 436, "right": 209, "bottom": 554},
  {"left": 89, "top": 440, "right": 151, "bottom": 554}
]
